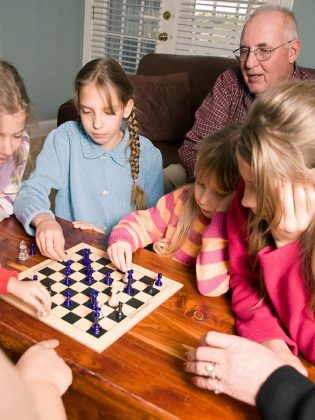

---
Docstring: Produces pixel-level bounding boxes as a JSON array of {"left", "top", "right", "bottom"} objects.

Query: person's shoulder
[
  {"left": 139, "top": 135, "right": 162, "bottom": 155},
  {"left": 295, "top": 66, "right": 315, "bottom": 81},
  {"left": 215, "top": 66, "right": 245, "bottom": 92}
]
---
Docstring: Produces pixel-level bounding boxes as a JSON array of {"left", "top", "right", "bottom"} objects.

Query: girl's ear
[{"left": 123, "top": 98, "right": 134, "bottom": 119}]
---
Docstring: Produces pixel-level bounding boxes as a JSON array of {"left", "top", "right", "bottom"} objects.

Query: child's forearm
[{"left": 32, "top": 213, "right": 55, "bottom": 227}]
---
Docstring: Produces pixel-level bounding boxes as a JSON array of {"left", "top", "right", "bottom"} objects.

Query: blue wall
[
  {"left": 0, "top": 0, "right": 84, "bottom": 120},
  {"left": 293, "top": 0, "right": 315, "bottom": 69}
]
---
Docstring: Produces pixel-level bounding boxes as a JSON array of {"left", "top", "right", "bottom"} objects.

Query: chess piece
[
  {"left": 108, "top": 284, "right": 119, "bottom": 308},
  {"left": 33, "top": 275, "right": 38, "bottom": 281},
  {"left": 116, "top": 302, "right": 124, "bottom": 321},
  {"left": 148, "top": 279, "right": 155, "bottom": 295},
  {"left": 29, "top": 242, "right": 36, "bottom": 256},
  {"left": 64, "top": 290, "right": 72, "bottom": 308},
  {"left": 124, "top": 270, "right": 134, "bottom": 295},
  {"left": 104, "top": 271, "right": 113, "bottom": 286},
  {"left": 91, "top": 309, "right": 102, "bottom": 335},
  {"left": 18, "top": 240, "right": 29, "bottom": 261},
  {"left": 155, "top": 273, "right": 163, "bottom": 286}
]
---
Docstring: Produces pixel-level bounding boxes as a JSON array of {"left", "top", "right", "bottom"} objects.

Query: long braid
[{"left": 128, "top": 108, "right": 147, "bottom": 209}]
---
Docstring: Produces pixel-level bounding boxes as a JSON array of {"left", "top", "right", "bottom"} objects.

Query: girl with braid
[{"left": 14, "top": 58, "right": 163, "bottom": 260}]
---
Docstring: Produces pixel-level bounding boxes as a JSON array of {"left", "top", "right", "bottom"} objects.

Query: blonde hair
[
  {"left": 74, "top": 58, "right": 146, "bottom": 210},
  {"left": 237, "top": 80, "right": 315, "bottom": 309},
  {"left": 162, "top": 124, "right": 240, "bottom": 255},
  {"left": 0, "top": 60, "right": 31, "bottom": 119},
  {"left": 246, "top": 6, "right": 299, "bottom": 42}
]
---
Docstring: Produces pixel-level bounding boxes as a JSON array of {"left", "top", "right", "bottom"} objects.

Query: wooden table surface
[{"left": 0, "top": 216, "right": 314, "bottom": 420}]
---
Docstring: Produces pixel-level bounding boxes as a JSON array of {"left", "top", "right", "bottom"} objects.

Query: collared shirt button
[
  {"left": 100, "top": 155, "right": 107, "bottom": 160},
  {"left": 102, "top": 189, "right": 109, "bottom": 196}
]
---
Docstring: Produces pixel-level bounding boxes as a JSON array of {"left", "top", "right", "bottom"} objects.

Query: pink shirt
[{"left": 227, "top": 181, "right": 315, "bottom": 363}]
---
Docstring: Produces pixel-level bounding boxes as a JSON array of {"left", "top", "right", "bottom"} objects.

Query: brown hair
[
  {"left": 0, "top": 60, "right": 31, "bottom": 119},
  {"left": 161, "top": 124, "right": 240, "bottom": 255},
  {"left": 74, "top": 58, "right": 146, "bottom": 210},
  {"left": 237, "top": 80, "right": 315, "bottom": 310}
]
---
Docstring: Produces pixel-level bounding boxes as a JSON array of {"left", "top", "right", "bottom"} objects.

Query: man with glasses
[{"left": 164, "top": 5, "right": 315, "bottom": 189}]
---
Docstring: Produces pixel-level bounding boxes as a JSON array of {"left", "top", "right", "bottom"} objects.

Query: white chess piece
[
  {"left": 19, "top": 240, "right": 29, "bottom": 261},
  {"left": 108, "top": 283, "right": 119, "bottom": 308}
]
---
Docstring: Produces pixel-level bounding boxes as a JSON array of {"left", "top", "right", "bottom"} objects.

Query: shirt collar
[{"left": 80, "top": 126, "right": 130, "bottom": 167}]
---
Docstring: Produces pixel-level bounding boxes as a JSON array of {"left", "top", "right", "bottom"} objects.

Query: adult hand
[
  {"left": 184, "top": 331, "right": 288, "bottom": 406},
  {"left": 261, "top": 339, "right": 307, "bottom": 376},
  {"left": 272, "top": 181, "right": 315, "bottom": 248},
  {"left": 33, "top": 214, "right": 67, "bottom": 261},
  {"left": 72, "top": 221, "right": 105, "bottom": 234},
  {"left": 7, "top": 277, "right": 51, "bottom": 313},
  {"left": 16, "top": 340, "right": 72, "bottom": 396},
  {"left": 107, "top": 241, "right": 132, "bottom": 273}
]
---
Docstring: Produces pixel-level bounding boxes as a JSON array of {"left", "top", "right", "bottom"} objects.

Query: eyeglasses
[{"left": 233, "top": 40, "right": 293, "bottom": 62}]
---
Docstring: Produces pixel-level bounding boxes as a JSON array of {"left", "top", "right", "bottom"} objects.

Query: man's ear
[
  {"left": 123, "top": 98, "right": 134, "bottom": 118},
  {"left": 288, "top": 39, "right": 301, "bottom": 64}
]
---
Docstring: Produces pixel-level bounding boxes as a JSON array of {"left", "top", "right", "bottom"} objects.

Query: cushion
[{"left": 128, "top": 73, "right": 191, "bottom": 144}]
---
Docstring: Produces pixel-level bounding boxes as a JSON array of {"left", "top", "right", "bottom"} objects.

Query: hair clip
[{"left": 134, "top": 178, "right": 139, "bottom": 184}]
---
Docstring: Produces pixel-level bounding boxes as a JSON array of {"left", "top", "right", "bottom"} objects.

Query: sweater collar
[{"left": 80, "top": 126, "right": 130, "bottom": 166}]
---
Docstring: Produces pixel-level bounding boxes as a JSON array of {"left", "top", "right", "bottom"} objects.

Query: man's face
[{"left": 240, "top": 12, "right": 298, "bottom": 95}]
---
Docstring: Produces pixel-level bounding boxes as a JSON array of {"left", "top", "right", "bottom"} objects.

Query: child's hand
[
  {"left": 216, "top": 193, "right": 234, "bottom": 212},
  {"left": 33, "top": 214, "right": 67, "bottom": 261},
  {"left": 272, "top": 181, "right": 315, "bottom": 248},
  {"left": 72, "top": 221, "right": 105, "bottom": 234},
  {"left": 107, "top": 241, "right": 132, "bottom": 272},
  {"left": 7, "top": 277, "right": 51, "bottom": 314},
  {"left": 16, "top": 339, "right": 72, "bottom": 396}
]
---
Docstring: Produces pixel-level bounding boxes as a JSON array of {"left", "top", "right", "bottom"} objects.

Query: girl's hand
[
  {"left": 7, "top": 277, "right": 51, "bottom": 314},
  {"left": 107, "top": 241, "right": 132, "bottom": 273},
  {"left": 16, "top": 340, "right": 72, "bottom": 396},
  {"left": 33, "top": 214, "right": 67, "bottom": 261},
  {"left": 216, "top": 193, "right": 234, "bottom": 212},
  {"left": 272, "top": 181, "right": 315, "bottom": 248},
  {"left": 72, "top": 221, "right": 105, "bottom": 234}
]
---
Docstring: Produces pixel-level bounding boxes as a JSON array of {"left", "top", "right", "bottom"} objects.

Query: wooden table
[{"left": 0, "top": 216, "right": 314, "bottom": 419}]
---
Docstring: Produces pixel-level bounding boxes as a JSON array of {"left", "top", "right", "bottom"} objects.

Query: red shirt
[{"left": 179, "top": 66, "right": 315, "bottom": 180}]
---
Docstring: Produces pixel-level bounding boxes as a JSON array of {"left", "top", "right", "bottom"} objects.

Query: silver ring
[
  {"left": 214, "top": 379, "right": 221, "bottom": 395},
  {"left": 206, "top": 362, "right": 216, "bottom": 379}
]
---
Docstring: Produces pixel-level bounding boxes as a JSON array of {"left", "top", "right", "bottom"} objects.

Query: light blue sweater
[{"left": 14, "top": 121, "right": 163, "bottom": 241}]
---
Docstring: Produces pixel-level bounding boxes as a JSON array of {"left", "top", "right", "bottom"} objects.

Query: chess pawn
[
  {"left": 18, "top": 240, "right": 29, "bottom": 261},
  {"left": 108, "top": 285, "right": 119, "bottom": 308}
]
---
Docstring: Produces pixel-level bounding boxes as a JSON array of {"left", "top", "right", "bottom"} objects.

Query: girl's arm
[
  {"left": 196, "top": 211, "right": 229, "bottom": 296},
  {"left": 14, "top": 128, "right": 69, "bottom": 236},
  {"left": 0, "top": 135, "right": 29, "bottom": 222},
  {"left": 109, "top": 188, "right": 186, "bottom": 252}
]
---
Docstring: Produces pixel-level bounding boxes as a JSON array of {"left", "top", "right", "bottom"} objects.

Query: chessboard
[{"left": 1, "top": 243, "right": 183, "bottom": 353}]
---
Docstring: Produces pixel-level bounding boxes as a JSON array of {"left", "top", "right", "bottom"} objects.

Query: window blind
[
  {"left": 90, "top": 0, "right": 162, "bottom": 74},
  {"left": 173, "top": 0, "right": 268, "bottom": 57}
]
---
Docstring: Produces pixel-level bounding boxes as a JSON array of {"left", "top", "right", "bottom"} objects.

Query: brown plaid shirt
[{"left": 179, "top": 65, "right": 315, "bottom": 180}]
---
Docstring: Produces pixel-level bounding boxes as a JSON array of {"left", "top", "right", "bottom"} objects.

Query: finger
[
  {"left": 184, "top": 361, "right": 222, "bottom": 379},
  {"left": 186, "top": 346, "right": 223, "bottom": 364},
  {"left": 304, "top": 184, "right": 315, "bottom": 216},
  {"left": 191, "top": 376, "right": 223, "bottom": 394},
  {"left": 52, "top": 233, "right": 67, "bottom": 262},
  {"left": 282, "top": 180, "right": 295, "bottom": 225},
  {"left": 36, "top": 339, "right": 60, "bottom": 350},
  {"left": 92, "top": 226, "right": 105, "bottom": 234},
  {"left": 293, "top": 183, "right": 307, "bottom": 222},
  {"left": 201, "top": 331, "right": 238, "bottom": 349}
]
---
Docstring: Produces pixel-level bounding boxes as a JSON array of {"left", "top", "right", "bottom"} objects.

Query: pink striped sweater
[{"left": 109, "top": 187, "right": 230, "bottom": 296}]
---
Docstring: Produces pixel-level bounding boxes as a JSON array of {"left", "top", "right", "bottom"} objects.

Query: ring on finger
[
  {"left": 213, "top": 378, "right": 221, "bottom": 395},
  {"left": 206, "top": 362, "right": 216, "bottom": 379}
]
